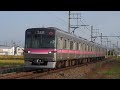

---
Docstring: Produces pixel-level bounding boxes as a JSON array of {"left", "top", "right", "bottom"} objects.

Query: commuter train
[{"left": 24, "top": 27, "right": 107, "bottom": 69}]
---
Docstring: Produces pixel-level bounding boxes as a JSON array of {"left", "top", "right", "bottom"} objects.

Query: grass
[
  {"left": 95, "top": 57, "right": 120, "bottom": 79},
  {"left": 112, "top": 56, "right": 120, "bottom": 60},
  {"left": 100, "top": 66, "right": 120, "bottom": 75},
  {"left": 0, "top": 60, "right": 24, "bottom": 67},
  {"left": 81, "top": 56, "right": 120, "bottom": 79},
  {"left": 0, "top": 60, "right": 24, "bottom": 64},
  {"left": 0, "top": 55, "right": 23, "bottom": 58},
  {"left": 0, "top": 55, "right": 24, "bottom": 67}
]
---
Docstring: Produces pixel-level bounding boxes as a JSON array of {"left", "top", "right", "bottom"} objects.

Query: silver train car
[{"left": 24, "top": 27, "right": 107, "bottom": 68}]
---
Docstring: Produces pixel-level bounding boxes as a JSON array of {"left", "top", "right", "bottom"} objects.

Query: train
[{"left": 24, "top": 27, "right": 107, "bottom": 69}]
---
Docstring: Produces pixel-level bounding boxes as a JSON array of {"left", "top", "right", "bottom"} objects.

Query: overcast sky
[{"left": 0, "top": 11, "right": 120, "bottom": 48}]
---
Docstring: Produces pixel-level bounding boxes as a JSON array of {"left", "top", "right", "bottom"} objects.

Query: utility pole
[
  {"left": 110, "top": 41, "right": 111, "bottom": 56},
  {"left": 106, "top": 38, "right": 108, "bottom": 56},
  {"left": 68, "top": 11, "right": 70, "bottom": 33},
  {"left": 91, "top": 33, "right": 120, "bottom": 47},
  {"left": 117, "top": 41, "right": 118, "bottom": 49},
  {"left": 70, "top": 12, "right": 81, "bottom": 34},
  {"left": 101, "top": 33, "right": 102, "bottom": 45},
  {"left": 113, "top": 44, "right": 115, "bottom": 56},
  {"left": 68, "top": 11, "right": 90, "bottom": 35},
  {"left": 91, "top": 25, "right": 93, "bottom": 42},
  {"left": 90, "top": 25, "right": 99, "bottom": 42},
  {"left": 106, "top": 38, "right": 112, "bottom": 56},
  {"left": 108, "top": 40, "right": 112, "bottom": 56},
  {"left": 117, "top": 41, "right": 119, "bottom": 58}
]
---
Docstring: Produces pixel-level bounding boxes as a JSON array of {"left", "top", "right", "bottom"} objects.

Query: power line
[
  {"left": 47, "top": 11, "right": 67, "bottom": 25},
  {"left": 80, "top": 19, "right": 91, "bottom": 32}
]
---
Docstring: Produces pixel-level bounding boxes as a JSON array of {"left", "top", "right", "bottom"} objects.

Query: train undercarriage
[{"left": 24, "top": 56, "right": 105, "bottom": 69}]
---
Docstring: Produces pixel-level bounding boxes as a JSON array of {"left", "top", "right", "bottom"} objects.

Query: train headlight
[
  {"left": 28, "top": 51, "right": 31, "bottom": 53},
  {"left": 48, "top": 51, "right": 57, "bottom": 54},
  {"left": 48, "top": 51, "right": 52, "bottom": 54}
]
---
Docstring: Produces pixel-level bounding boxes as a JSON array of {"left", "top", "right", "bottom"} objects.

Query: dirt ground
[{"left": 34, "top": 58, "right": 120, "bottom": 79}]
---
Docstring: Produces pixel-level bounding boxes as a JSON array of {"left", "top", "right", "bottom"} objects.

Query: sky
[{"left": 0, "top": 11, "right": 120, "bottom": 48}]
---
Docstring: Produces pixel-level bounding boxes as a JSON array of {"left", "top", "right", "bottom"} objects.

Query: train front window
[{"left": 25, "top": 31, "right": 55, "bottom": 48}]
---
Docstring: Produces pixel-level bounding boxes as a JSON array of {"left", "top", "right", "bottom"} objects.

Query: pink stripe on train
[{"left": 25, "top": 48, "right": 104, "bottom": 55}]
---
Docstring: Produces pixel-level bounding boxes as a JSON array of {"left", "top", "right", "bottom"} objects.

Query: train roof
[
  {"left": 26, "top": 27, "right": 106, "bottom": 49},
  {"left": 48, "top": 27, "right": 106, "bottom": 48}
]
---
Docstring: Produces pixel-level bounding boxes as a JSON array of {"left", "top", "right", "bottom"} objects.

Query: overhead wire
[{"left": 46, "top": 11, "right": 68, "bottom": 30}]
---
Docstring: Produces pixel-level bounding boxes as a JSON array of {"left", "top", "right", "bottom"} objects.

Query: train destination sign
[{"left": 36, "top": 30, "right": 45, "bottom": 34}]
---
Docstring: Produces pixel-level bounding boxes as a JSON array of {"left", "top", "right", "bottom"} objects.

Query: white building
[
  {"left": 0, "top": 45, "right": 15, "bottom": 55},
  {"left": 15, "top": 46, "right": 24, "bottom": 56},
  {"left": 0, "top": 45, "right": 24, "bottom": 56}
]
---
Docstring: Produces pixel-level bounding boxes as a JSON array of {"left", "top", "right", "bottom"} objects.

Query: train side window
[
  {"left": 84, "top": 44, "right": 87, "bottom": 51},
  {"left": 84, "top": 44, "right": 86, "bottom": 51},
  {"left": 91, "top": 46, "right": 92, "bottom": 51},
  {"left": 61, "top": 37, "right": 63, "bottom": 49},
  {"left": 73, "top": 42, "right": 76, "bottom": 50},
  {"left": 68, "top": 39, "right": 70, "bottom": 49},
  {"left": 76, "top": 42, "right": 79, "bottom": 50},
  {"left": 63, "top": 39, "right": 67, "bottom": 49},
  {"left": 79, "top": 43, "right": 81, "bottom": 50},
  {"left": 70, "top": 41, "right": 73, "bottom": 50},
  {"left": 84, "top": 43, "right": 86, "bottom": 51},
  {"left": 87, "top": 44, "right": 88, "bottom": 51},
  {"left": 95, "top": 47, "right": 97, "bottom": 52},
  {"left": 82, "top": 43, "right": 84, "bottom": 51},
  {"left": 86, "top": 44, "right": 88, "bottom": 51},
  {"left": 87, "top": 45, "right": 89, "bottom": 51},
  {"left": 88, "top": 45, "right": 89, "bottom": 51},
  {"left": 81, "top": 43, "right": 83, "bottom": 51},
  {"left": 80, "top": 43, "right": 82, "bottom": 51},
  {"left": 93, "top": 46, "right": 95, "bottom": 52},
  {"left": 89, "top": 46, "right": 91, "bottom": 51},
  {"left": 65, "top": 40, "right": 67, "bottom": 49}
]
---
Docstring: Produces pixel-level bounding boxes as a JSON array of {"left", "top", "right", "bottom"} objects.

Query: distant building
[
  {"left": 0, "top": 45, "right": 24, "bottom": 56},
  {"left": 15, "top": 46, "right": 24, "bottom": 56},
  {"left": 0, "top": 45, "right": 15, "bottom": 55}
]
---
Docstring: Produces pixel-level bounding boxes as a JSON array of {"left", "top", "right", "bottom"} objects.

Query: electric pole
[
  {"left": 91, "top": 25, "right": 93, "bottom": 42},
  {"left": 109, "top": 41, "right": 112, "bottom": 56},
  {"left": 101, "top": 33, "right": 102, "bottom": 45},
  {"left": 68, "top": 11, "right": 89, "bottom": 35},
  {"left": 90, "top": 25, "right": 99, "bottom": 42},
  {"left": 68, "top": 11, "right": 70, "bottom": 33},
  {"left": 117, "top": 41, "right": 119, "bottom": 58},
  {"left": 113, "top": 44, "right": 115, "bottom": 56}
]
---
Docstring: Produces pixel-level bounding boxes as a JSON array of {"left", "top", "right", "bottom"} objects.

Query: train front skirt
[{"left": 24, "top": 60, "right": 56, "bottom": 69}]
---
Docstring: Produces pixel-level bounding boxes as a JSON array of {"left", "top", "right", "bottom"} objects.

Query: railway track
[{"left": 0, "top": 57, "right": 113, "bottom": 79}]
